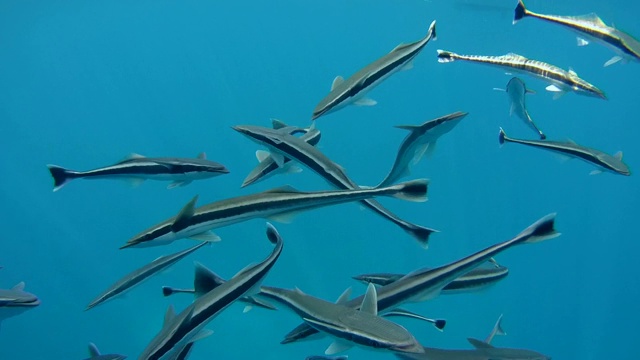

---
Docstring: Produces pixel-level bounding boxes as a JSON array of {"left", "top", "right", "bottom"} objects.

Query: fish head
[
  {"left": 0, "top": 288, "right": 40, "bottom": 308},
  {"left": 121, "top": 222, "right": 175, "bottom": 249}
]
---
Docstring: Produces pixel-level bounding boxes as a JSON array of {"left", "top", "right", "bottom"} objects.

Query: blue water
[{"left": 1, "top": 0, "right": 638, "bottom": 359}]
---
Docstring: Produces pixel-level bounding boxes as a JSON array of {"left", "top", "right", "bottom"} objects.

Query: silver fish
[
  {"left": 494, "top": 77, "right": 545, "bottom": 139},
  {"left": 121, "top": 177, "right": 428, "bottom": 249},
  {"left": 138, "top": 223, "right": 284, "bottom": 360},
  {"left": 378, "top": 111, "right": 468, "bottom": 187},
  {"left": 437, "top": 49, "right": 606, "bottom": 100},
  {"left": 312, "top": 20, "right": 436, "bottom": 120},
  {"left": 85, "top": 242, "right": 207, "bottom": 310},
  {"left": 47, "top": 153, "right": 229, "bottom": 191},
  {"left": 233, "top": 124, "right": 437, "bottom": 247},
  {"left": 514, "top": 0, "right": 640, "bottom": 67},
  {"left": 281, "top": 214, "right": 558, "bottom": 344},
  {"left": 0, "top": 282, "right": 40, "bottom": 326},
  {"left": 83, "top": 343, "right": 127, "bottom": 360},
  {"left": 499, "top": 128, "right": 630, "bottom": 176}
]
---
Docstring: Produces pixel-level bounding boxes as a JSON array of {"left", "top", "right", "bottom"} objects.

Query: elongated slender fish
[
  {"left": 47, "top": 153, "right": 229, "bottom": 191},
  {"left": 260, "top": 283, "right": 424, "bottom": 355},
  {"left": 437, "top": 49, "right": 606, "bottom": 100},
  {"left": 84, "top": 343, "right": 127, "bottom": 360},
  {"left": 281, "top": 214, "right": 558, "bottom": 344},
  {"left": 242, "top": 120, "right": 321, "bottom": 188},
  {"left": 233, "top": 124, "right": 437, "bottom": 247},
  {"left": 499, "top": 128, "right": 630, "bottom": 176},
  {"left": 494, "top": 77, "right": 545, "bottom": 139},
  {"left": 514, "top": 0, "right": 640, "bottom": 67},
  {"left": 378, "top": 111, "right": 468, "bottom": 187},
  {"left": 138, "top": 223, "right": 284, "bottom": 360},
  {"left": 86, "top": 242, "right": 207, "bottom": 310},
  {"left": 121, "top": 176, "right": 427, "bottom": 249},
  {"left": 0, "top": 282, "right": 40, "bottom": 327},
  {"left": 354, "top": 261, "right": 509, "bottom": 294},
  {"left": 312, "top": 20, "right": 436, "bottom": 120}
]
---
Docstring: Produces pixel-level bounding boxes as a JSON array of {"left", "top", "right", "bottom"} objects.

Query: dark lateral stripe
[
  {"left": 505, "top": 138, "right": 612, "bottom": 170},
  {"left": 443, "top": 272, "right": 508, "bottom": 291},
  {"left": 80, "top": 163, "right": 171, "bottom": 178}
]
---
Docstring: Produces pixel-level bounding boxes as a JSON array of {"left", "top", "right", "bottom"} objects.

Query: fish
[
  {"left": 494, "top": 77, "right": 545, "bottom": 139},
  {"left": 161, "top": 261, "right": 277, "bottom": 312},
  {"left": 312, "top": 20, "right": 436, "bottom": 120},
  {"left": 47, "top": 153, "right": 229, "bottom": 192},
  {"left": 241, "top": 120, "right": 321, "bottom": 188},
  {"left": 437, "top": 49, "right": 606, "bottom": 100},
  {"left": 378, "top": 111, "right": 468, "bottom": 188},
  {"left": 83, "top": 343, "right": 127, "bottom": 360},
  {"left": 85, "top": 242, "right": 207, "bottom": 311},
  {"left": 138, "top": 222, "right": 284, "bottom": 360},
  {"left": 499, "top": 128, "right": 631, "bottom": 176},
  {"left": 260, "top": 283, "right": 424, "bottom": 355},
  {"left": 514, "top": 0, "right": 640, "bottom": 67},
  {"left": 121, "top": 178, "right": 428, "bottom": 249},
  {"left": 0, "top": 282, "right": 40, "bottom": 327},
  {"left": 233, "top": 124, "right": 437, "bottom": 248},
  {"left": 306, "top": 356, "right": 348, "bottom": 360},
  {"left": 353, "top": 261, "right": 509, "bottom": 294},
  {"left": 281, "top": 213, "right": 558, "bottom": 344}
]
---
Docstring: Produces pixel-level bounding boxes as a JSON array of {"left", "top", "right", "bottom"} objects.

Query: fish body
[
  {"left": 138, "top": 223, "right": 283, "bottom": 360},
  {"left": 0, "top": 282, "right": 40, "bottom": 325},
  {"left": 312, "top": 21, "right": 436, "bottom": 120},
  {"left": 379, "top": 111, "right": 468, "bottom": 187},
  {"left": 395, "top": 346, "right": 550, "bottom": 360},
  {"left": 83, "top": 343, "right": 127, "bottom": 360},
  {"left": 47, "top": 153, "right": 229, "bottom": 191},
  {"left": 85, "top": 242, "right": 207, "bottom": 310},
  {"left": 514, "top": 0, "right": 640, "bottom": 67},
  {"left": 437, "top": 50, "right": 606, "bottom": 99},
  {"left": 233, "top": 124, "right": 437, "bottom": 247},
  {"left": 499, "top": 77, "right": 545, "bottom": 139},
  {"left": 499, "top": 128, "right": 630, "bottom": 176}
]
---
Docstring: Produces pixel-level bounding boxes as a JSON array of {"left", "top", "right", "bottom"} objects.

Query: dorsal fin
[
  {"left": 194, "top": 262, "right": 225, "bottom": 297},
  {"left": 120, "top": 153, "right": 145, "bottom": 162},
  {"left": 271, "top": 118, "right": 288, "bottom": 129},
  {"left": 256, "top": 150, "right": 271, "bottom": 162},
  {"left": 164, "top": 304, "right": 177, "bottom": 326},
  {"left": 12, "top": 282, "right": 25, "bottom": 291},
  {"left": 88, "top": 343, "right": 101, "bottom": 357},
  {"left": 505, "top": 53, "right": 527, "bottom": 61},
  {"left": 467, "top": 337, "right": 495, "bottom": 349},
  {"left": 614, "top": 151, "right": 623, "bottom": 160},
  {"left": 360, "top": 283, "right": 378, "bottom": 315},
  {"left": 391, "top": 42, "right": 412, "bottom": 52},
  {"left": 171, "top": 195, "right": 199, "bottom": 232},
  {"left": 262, "top": 185, "right": 299, "bottom": 194},
  {"left": 331, "top": 76, "right": 345, "bottom": 90},
  {"left": 197, "top": 152, "right": 206, "bottom": 159},
  {"left": 335, "top": 287, "right": 352, "bottom": 304}
]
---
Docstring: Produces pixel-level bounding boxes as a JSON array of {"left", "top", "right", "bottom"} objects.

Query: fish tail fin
[
  {"left": 498, "top": 127, "right": 507, "bottom": 146},
  {"left": 162, "top": 286, "right": 175, "bottom": 297},
  {"left": 516, "top": 213, "right": 560, "bottom": 244},
  {"left": 404, "top": 224, "right": 439, "bottom": 249},
  {"left": 436, "top": 50, "right": 456, "bottom": 63},
  {"left": 513, "top": 0, "right": 528, "bottom": 24},
  {"left": 389, "top": 179, "right": 429, "bottom": 203},
  {"left": 47, "top": 164, "right": 75, "bottom": 191}
]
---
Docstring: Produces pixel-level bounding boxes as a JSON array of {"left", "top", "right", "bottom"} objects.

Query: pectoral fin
[{"left": 354, "top": 98, "right": 377, "bottom": 106}]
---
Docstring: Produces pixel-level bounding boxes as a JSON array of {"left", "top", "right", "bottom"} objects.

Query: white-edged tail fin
[
  {"left": 516, "top": 213, "right": 560, "bottom": 244},
  {"left": 388, "top": 179, "right": 429, "bottom": 202},
  {"left": 47, "top": 164, "right": 75, "bottom": 192}
]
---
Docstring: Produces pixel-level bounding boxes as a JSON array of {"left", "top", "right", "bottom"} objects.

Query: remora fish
[
  {"left": 0, "top": 282, "right": 40, "bottom": 326},
  {"left": 161, "top": 261, "right": 277, "bottom": 312},
  {"left": 378, "top": 111, "right": 468, "bottom": 188},
  {"left": 437, "top": 49, "right": 606, "bottom": 100},
  {"left": 281, "top": 214, "right": 558, "bottom": 344},
  {"left": 514, "top": 0, "right": 640, "bottom": 67},
  {"left": 47, "top": 153, "right": 229, "bottom": 191},
  {"left": 494, "top": 77, "right": 545, "bottom": 139},
  {"left": 260, "top": 283, "right": 424, "bottom": 355},
  {"left": 242, "top": 120, "right": 321, "bottom": 188},
  {"left": 121, "top": 177, "right": 428, "bottom": 249},
  {"left": 233, "top": 124, "right": 437, "bottom": 247},
  {"left": 312, "top": 20, "right": 436, "bottom": 120},
  {"left": 138, "top": 223, "right": 284, "bottom": 360},
  {"left": 353, "top": 261, "right": 509, "bottom": 294},
  {"left": 83, "top": 343, "right": 127, "bottom": 360},
  {"left": 499, "top": 128, "right": 630, "bottom": 176},
  {"left": 85, "top": 242, "right": 207, "bottom": 311},
  {"left": 395, "top": 315, "right": 550, "bottom": 360}
]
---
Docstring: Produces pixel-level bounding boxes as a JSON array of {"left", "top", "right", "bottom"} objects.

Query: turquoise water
[{"left": 1, "top": 0, "right": 638, "bottom": 358}]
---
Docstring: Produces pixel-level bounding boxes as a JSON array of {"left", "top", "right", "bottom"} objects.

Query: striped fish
[
  {"left": 85, "top": 242, "right": 207, "bottom": 311},
  {"left": 233, "top": 124, "right": 437, "bottom": 248},
  {"left": 514, "top": 0, "right": 640, "bottom": 67},
  {"left": 47, "top": 153, "right": 229, "bottom": 191},
  {"left": 83, "top": 343, "right": 126, "bottom": 360},
  {"left": 494, "top": 77, "right": 546, "bottom": 139},
  {"left": 499, "top": 128, "right": 630, "bottom": 176},
  {"left": 437, "top": 50, "right": 606, "bottom": 100},
  {"left": 281, "top": 214, "right": 558, "bottom": 344},
  {"left": 312, "top": 20, "right": 436, "bottom": 120},
  {"left": 138, "top": 223, "right": 284, "bottom": 360},
  {"left": 121, "top": 178, "right": 428, "bottom": 249}
]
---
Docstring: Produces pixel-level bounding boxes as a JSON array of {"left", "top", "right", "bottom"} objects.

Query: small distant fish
[
  {"left": 499, "top": 128, "right": 630, "bottom": 176},
  {"left": 306, "top": 355, "right": 348, "bottom": 360},
  {"left": 83, "top": 343, "right": 126, "bottom": 360},
  {"left": 242, "top": 120, "right": 321, "bottom": 188},
  {"left": 494, "top": 77, "right": 545, "bottom": 139},
  {"left": 312, "top": 20, "right": 436, "bottom": 120},
  {"left": 47, "top": 153, "right": 229, "bottom": 191},
  {"left": 514, "top": 0, "right": 640, "bottom": 67},
  {"left": 378, "top": 111, "right": 468, "bottom": 187},
  {"left": 85, "top": 242, "right": 207, "bottom": 310},
  {"left": 0, "top": 282, "right": 40, "bottom": 327},
  {"left": 437, "top": 49, "right": 606, "bottom": 100}
]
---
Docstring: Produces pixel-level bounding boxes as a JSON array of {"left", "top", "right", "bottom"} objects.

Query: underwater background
[{"left": 1, "top": 0, "right": 639, "bottom": 358}]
